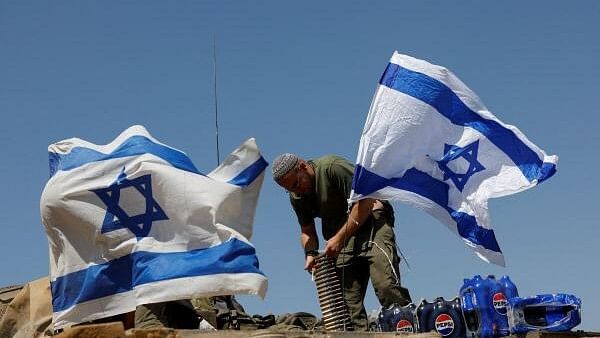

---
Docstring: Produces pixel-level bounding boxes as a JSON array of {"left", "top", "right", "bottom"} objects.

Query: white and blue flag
[
  {"left": 349, "top": 52, "right": 558, "bottom": 266},
  {"left": 41, "top": 125, "right": 268, "bottom": 328}
]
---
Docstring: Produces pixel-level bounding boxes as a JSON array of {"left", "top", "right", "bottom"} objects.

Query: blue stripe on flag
[
  {"left": 48, "top": 135, "right": 201, "bottom": 177},
  {"left": 353, "top": 165, "right": 501, "bottom": 253},
  {"left": 50, "top": 238, "right": 263, "bottom": 312},
  {"left": 538, "top": 162, "right": 557, "bottom": 184},
  {"left": 379, "top": 63, "right": 556, "bottom": 183},
  {"left": 450, "top": 210, "right": 501, "bottom": 252},
  {"left": 227, "top": 157, "right": 268, "bottom": 187}
]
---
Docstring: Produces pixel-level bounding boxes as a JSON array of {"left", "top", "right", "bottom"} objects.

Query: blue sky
[{"left": 1, "top": 0, "right": 598, "bottom": 330}]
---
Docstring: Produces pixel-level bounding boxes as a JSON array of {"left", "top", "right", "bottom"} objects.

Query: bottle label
[
  {"left": 493, "top": 292, "right": 508, "bottom": 315},
  {"left": 435, "top": 313, "right": 455, "bottom": 336},
  {"left": 396, "top": 319, "right": 413, "bottom": 333}
]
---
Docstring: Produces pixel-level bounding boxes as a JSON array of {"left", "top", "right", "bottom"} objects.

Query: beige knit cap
[{"left": 272, "top": 153, "right": 299, "bottom": 180}]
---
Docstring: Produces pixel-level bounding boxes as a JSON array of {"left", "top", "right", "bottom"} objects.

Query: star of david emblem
[
  {"left": 436, "top": 140, "right": 486, "bottom": 192},
  {"left": 91, "top": 168, "right": 168, "bottom": 239}
]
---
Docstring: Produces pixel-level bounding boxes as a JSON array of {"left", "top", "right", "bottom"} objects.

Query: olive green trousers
[{"left": 336, "top": 209, "right": 411, "bottom": 331}]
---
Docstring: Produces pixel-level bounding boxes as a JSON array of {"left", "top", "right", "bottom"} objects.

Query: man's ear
[{"left": 298, "top": 161, "right": 307, "bottom": 170}]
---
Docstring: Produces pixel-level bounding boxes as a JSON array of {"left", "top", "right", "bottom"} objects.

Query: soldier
[{"left": 272, "top": 153, "right": 411, "bottom": 331}]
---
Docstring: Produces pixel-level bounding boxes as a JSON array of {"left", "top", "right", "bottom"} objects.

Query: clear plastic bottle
[
  {"left": 460, "top": 278, "right": 480, "bottom": 338},
  {"left": 416, "top": 299, "right": 434, "bottom": 333},
  {"left": 429, "top": 297, "right": 465, "bottom": 338},
  {"left": 507, "top": 294, "right": 581, "bottom": 334},
  {"left": 500, "top": 275, "right": 519, "bottom": 299},
  {"left": 486, "top": 275, "right": 509, "bottom": 336}
]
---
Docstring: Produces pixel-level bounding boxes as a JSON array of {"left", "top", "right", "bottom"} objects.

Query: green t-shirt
[{"left": 289, "top": 155, "right": 356, "bottom": 240}]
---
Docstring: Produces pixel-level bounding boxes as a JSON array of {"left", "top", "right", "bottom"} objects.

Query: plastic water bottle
[
  {"left": 460, "top": 274, "right": 520, "bottom": 337},
  {"left": 507, "top": 294, "right": 582, "bottom": 334},
  {"left": 460, "top": 278, "right": 480, "bottom": 338},
  {"left": 377, "top": 303, "right": 417, "bottom": 333},
  {"left": 417, "top": 297, "right": 465, "bottom": 338},
  {"left": 431, "top": 297, "right": 465, "bottom": 338},
  {"left": 500, "top": 275, "right": 519, "bottom": 299},
  {"left": 474, "top": 275, "right": 494, "bottom": 338},
  {"left": 486, "top": 275, "right": 510, "bottom": 336},
  {"left": 416, "top": 299, "right": 435, "bottom": 333}
]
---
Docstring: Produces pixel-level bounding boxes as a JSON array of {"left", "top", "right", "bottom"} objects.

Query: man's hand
[
  {"left": 324, "top": 235, "right": 344, "bottom": 258},
  {"left": 304, "top": 255, "right": 317, "bottom": 273}
]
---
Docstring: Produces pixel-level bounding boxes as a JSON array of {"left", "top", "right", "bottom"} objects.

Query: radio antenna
[{"left": 212, "top": 35, "right": 221, "bottom": 166}]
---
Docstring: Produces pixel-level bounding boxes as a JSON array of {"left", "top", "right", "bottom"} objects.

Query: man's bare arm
[
  {"left": 300, "top": 222, "right": 318, "bottom": 250},
  {"left": 324, "top": 198, "right": 377, "bottom": 257},
  {"left": 300, "top": 221, "right": 319, "bottom": 271}
]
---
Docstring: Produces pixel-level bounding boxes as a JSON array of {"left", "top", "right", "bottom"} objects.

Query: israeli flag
[
  {"left": 41, "top": 125, "right": 268, "bottom": 329},
  {"left": 349, "top": 52, "right": 557, "bottom": 266}
]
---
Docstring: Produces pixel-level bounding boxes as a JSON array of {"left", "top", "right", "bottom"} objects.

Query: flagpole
[{"left": 213, "top": 34, "right": 221, "bottom": 166}]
